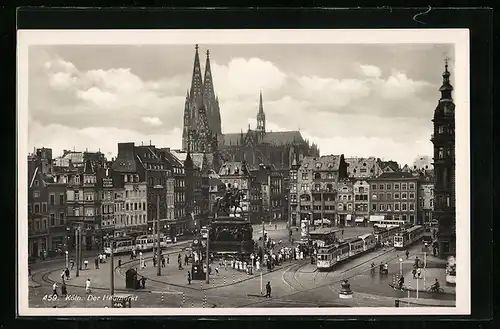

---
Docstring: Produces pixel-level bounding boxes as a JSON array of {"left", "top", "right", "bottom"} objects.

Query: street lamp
[
  {"left": 153, "top": 185, "right": 163, "bottom": 277},
  {"left": 399, "top": 257, "right": 403, "bottom": 277},
  {"left": 65, "top": 251, "right": 69, "bottom": 269},
  {"left": 106, "top": 233, "right": 115, "bottom": 299}
]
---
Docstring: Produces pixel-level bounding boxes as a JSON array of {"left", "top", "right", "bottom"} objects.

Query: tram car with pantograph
[
  {"left": 103, "top": 236, "right": 135, "bottom": 255},
  {"left": 394, "top": 225, "right": 425, "bottom": 249}
]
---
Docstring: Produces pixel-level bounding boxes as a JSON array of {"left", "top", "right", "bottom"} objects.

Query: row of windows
[
  {"left": 355, "top": 194, "right": 369, "bottom": 201},
  {"left": 372, "top": 192, "right": 415, "bottom": 200},
  {"left": 419, "top": 198, "right": 434, "bottom": 208},
  {"left": 371, "top": 182, "right": 416, "bottom": 190},
  {"left": 301, "top": 172, "right": 336, "bottom": 180},
  {"left": 371, "top": 202, "right": 416, "bottom": 212}
]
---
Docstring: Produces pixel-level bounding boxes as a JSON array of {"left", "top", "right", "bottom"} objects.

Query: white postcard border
[{"left": 17, "top": 28, "right": 470, "bottom": 316}]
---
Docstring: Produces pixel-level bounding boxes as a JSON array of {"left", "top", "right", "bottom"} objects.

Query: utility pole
[
  {"left": 75, "top": 227, "right": 80, "bottom": 277},
  {"left": 205, "top": 226, "right": 210, "bottom": 284},
  {"left": 110, "top": 235, "right": 114, "bottom": 298},
  {"left": 157, "top": 193, "right": 161, "bottom": 276}
]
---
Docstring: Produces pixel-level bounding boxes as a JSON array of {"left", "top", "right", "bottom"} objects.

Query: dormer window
[{"left": 316, "top": 163, "right": 321, "bottom": 168}]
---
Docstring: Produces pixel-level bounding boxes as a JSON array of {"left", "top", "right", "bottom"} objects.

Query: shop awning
[
  {"left": 355, "top": 217, "right": 364, "bottom": 223},
  {"left": 369, "top": 215, "right": 385, "bottom": 222}
]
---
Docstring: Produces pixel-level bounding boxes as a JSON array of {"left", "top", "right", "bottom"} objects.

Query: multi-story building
[
  {"left": 100, "top": 166, "right": 116, "bottom": 239},
  {"left": 294, "top": 155, "right": 348, "bottom": 227},
  {"left": 431, "top": 59, "right": 456, "bottom": 258},
  {"left": 64, "top": 156, "right": 104, "bottom": 251},
  {"left": 112, "top": 143, "right": 172, "bottom": 238},
  {"left": 345, "top": 157, "right": 382, "bottom": 178},
  {"left": 251, "top": 164, "right": 285, "bottom": 223},
  {"left": 336, "top": 179, "right": 354, "bottom": 226},
  {"left": 288, "top": 158, "right": 300, "bottom": 227},
  {"left": 353, "top": 179, "right": 370, "bottom": 226},
  {"left": 183, "top": 152, "right": 210, "bottom": 230},
  {"left": 367, "top": 172, "right": 419, "bottom": 225},
  {"left": 418, "top": 173, "right": 434, "bottom": 225},
  {"left": 218, "top": 161, "right": 253, "bottom": 221},
  {"left": 46, "top": 179, "right": 68, "bottom": 252},
  {"left": 28, "top": 151, "right": 51, "bottom": 257}
]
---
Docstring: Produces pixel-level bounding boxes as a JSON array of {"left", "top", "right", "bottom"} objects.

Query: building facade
[
  {"left": 418, "top": 174, "right": 434, "bottom": 225},
  {"left": 367, "top": 172, "right": 419, "bottom": 225},
  {"left": 218, "top": 161, "right": 253, "bottom": 221},
  {"left": 431, "top": 60, "right": 456, "bottom": 258},
  {"left": 353, "top": 179, "right": 370, "bottom": 225},
  {"left": 345, "top": 157, "right": 382, "bottom": 178},
  {"left": 292, "top": 155, "right": 348, "bottom": 228},
  {"left": 336, "top": 179, "right": 354, "bottom": 226}
]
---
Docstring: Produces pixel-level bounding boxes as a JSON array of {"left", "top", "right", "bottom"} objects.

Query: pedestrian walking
[
  {"left": 61, "top": 282, "right": 67, "bottom": 297},
  {"left": 167, "top": 255, "right": 170, "bottom": 264},
  {"left": 187, "top": 272, "right": 191, "bottom": 285},
  {"left": 215, "top": 266, "right": 219, "bottom": 275},
  {"left": 84, "top": 260, "right": 88, "bottom": 269},
  {"left": 65, "top": 267, "right": 70, "bottom": 280},
  {"left": 185, "top": 254, "right": 189, "bottom": 266},
  {"left": 265, "top": 281, "right": 272, "bottom": 298},
  {"left": 70, "top": 259, "right": 74, "bottom": 270},
  {"left": 140, "top": 276, "right": 147, "bottom": 289},
  {"left": 406, "top": 250, "right": 410, "bottom": 259},
  {"left": 162, "top": 256, "right": 166, "bottom": 267},
  {"left": 52, "top": 282, "right": 58, "bottom": 297},
  {"left": 153, "top": 256, "right": 157, "bottom": 267},
  {"left": 60, "top": 270, "right": 65, "bottom": 282},
  {"left": 412, "top": 268, "right": 417, "bottom": 279},
  {"left": 85, "top": 279, "right": 91, "bottom": 294},
  {"left": 95, "top": 257, "right": 99, "bottom": 269}
]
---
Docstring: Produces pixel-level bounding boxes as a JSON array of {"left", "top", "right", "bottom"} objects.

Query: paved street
[{"left": 28, "top": 223, "right": 455, "bottom": 308}]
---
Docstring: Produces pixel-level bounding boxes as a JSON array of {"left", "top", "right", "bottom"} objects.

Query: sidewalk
[
  {"left": 399, "top": 297, "right": 456, "bottom": 307},
  {"left": 402, "top": 268, "right": 455, "bottom": 294}
]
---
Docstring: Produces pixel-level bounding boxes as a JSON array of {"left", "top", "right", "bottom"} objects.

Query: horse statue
[{"left": 213, "top": 186, "right": 244, "bottom": 217}]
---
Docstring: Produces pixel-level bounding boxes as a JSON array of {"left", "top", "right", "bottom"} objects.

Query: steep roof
[
  {"left": 344, "top": 157, "right": 381, "bottom": 177},
  {"left": 300, "top": 155, "right": 342, "bottom": 171},
  {"left": 219, "top": 161, "right": 251, "bottom": 176},
  {"left": 262, "top": 131, "right": 304, "bottom": 146},
  {"left": 376, "top": 172, "right": 415, "bottom": 180},
  {"left": 83, "top": 159, "right": 95, "bottom": 174}
]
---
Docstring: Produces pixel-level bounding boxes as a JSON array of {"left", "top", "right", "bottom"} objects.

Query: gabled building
[
  {"left": 293, "top": 155, "right": 348, "bottom": 227},
  {"left": 378, "top": 159, "right": 401, "bottom": 173},
  {"left": 418, "top": 172, "right": 434, "bottom": 226},
  {"left": 345, "top": 157, "right": 382, "bottom": 178},
  {"left": 218, "top": 161, "right": 253, "bottom": 221}
]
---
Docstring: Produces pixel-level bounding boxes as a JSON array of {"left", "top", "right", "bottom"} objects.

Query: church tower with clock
[{"left": 431, "top": 58, "right": 456, "bottom": 259}]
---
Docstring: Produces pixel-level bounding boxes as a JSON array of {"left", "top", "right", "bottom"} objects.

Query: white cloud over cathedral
[{"left": 27, "top": 43, "right": 453, "bottom": 166}]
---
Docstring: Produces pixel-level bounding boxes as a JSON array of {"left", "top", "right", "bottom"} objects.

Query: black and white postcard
[{"left": 17, "top": 29, "right": 470, "bottom": 316}]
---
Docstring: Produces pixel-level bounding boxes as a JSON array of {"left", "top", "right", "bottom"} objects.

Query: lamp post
[
  {"left": 65, "top": 251, "right": 69, "bottom": 269},
  {"left": 106, "top": 233, "right": 115, "bottom": 299},
  {"left": 399, "top": 257, "right": 403, "bottom": 277},
  {"left": 153, "top": 185, "right": 163, "bottom": 277},
  {"left": 205, "top": 226, "right": 210, "bottom": 284}
]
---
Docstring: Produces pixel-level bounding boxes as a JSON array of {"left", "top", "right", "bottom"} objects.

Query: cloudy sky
[{"left": 27, "top": 43, "right": 453, "bottom": 166}]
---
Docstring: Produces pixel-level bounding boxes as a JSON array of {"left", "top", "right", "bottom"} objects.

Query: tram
[
  {"left": 315, "top": 233, "right": 378, "bottom": 271},
  {"left": 394, "top": 225, "right": 425, "bottom": 250},
  {"left": 374, "top": 225, "right": 401, "bottom": 245},
  {"left": 135, "top": 234, "right": 170, "bottom": 252},
  {"left": 103, "top": 237, "right": 135, "bottom": 255}
]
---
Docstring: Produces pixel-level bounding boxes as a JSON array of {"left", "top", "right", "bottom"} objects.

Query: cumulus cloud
[
  {"left": 211, "top": 58, "right": 286, "bottom": 99},
  {"left": 359, "top": 64, "right": 382, "bottom": 78},
  {"left": 141, "top": 116, "right": 163, "bottom": 126},
  {"left": 28, "top": 120, "right": 181, "bottom": 159},
  {"left": 27, "top": 45, "right": 443, "bottom": 164}
]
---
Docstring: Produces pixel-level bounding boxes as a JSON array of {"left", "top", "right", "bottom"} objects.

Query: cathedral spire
[
  {"left": 203, "top": 49, "right": 215, "bottom": 98},
  {"left": 256, "top": 90, "right": 266, "bottom": 136},
  {"left": 189, "top": 44, "right": 203, "bottom": 99}
]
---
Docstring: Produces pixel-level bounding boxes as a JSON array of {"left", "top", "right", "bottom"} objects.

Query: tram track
[{"left": 237, "top": 247, "right": 405, "bottom": 308}]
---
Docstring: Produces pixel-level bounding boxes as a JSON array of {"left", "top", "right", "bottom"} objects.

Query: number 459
[{"left": 42, "top": 294, "right": 58, "bottom": 301}]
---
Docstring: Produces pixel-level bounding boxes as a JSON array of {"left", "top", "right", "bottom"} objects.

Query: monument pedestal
[{"left": 339, "top": 280, "right": 353, "bottom": 299}]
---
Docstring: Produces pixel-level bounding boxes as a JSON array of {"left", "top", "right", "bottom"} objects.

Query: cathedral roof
[{"left": 222, "top": 130, "right": 304, "bottom": 146}]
